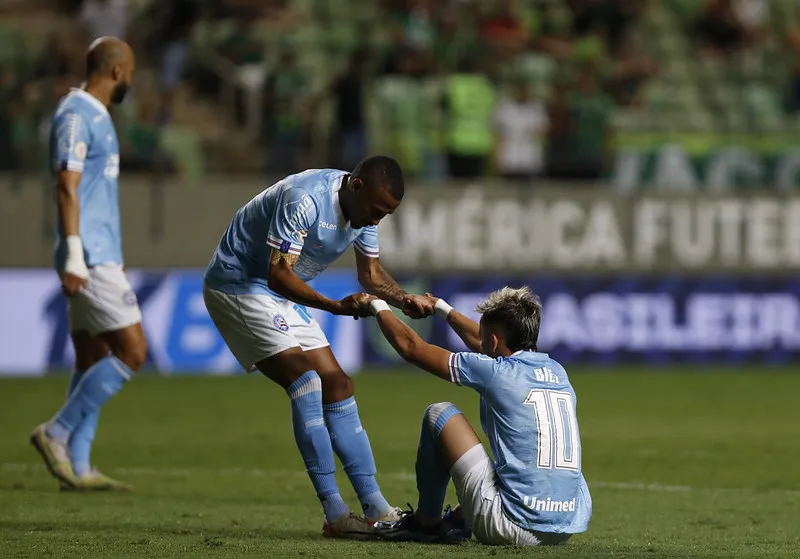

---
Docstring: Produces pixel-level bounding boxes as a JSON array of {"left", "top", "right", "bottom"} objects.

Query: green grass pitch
[{"left": 1, "top": 368, "right": 799, "bottom": 558}]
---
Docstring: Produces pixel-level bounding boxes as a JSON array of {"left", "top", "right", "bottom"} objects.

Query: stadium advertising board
[
  {"left": 377, "top": 189, "right": 800, "bottom": 274},
  {"left": 1, "top": 271, "right": 799, "bottom": 376},
  {"left": 614, "top": 143, "right": 800, "bottom": 191},
  {"left": 0, "top": 270, "right": 363, "bottom": 376},
  {"left": 365, "top": 276, "right": 800, "bottom": 367},
  {"left": 3, "top": 178, "right": 800, "bottom": 272}
]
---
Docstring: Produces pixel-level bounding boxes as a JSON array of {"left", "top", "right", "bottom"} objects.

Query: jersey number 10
[{"left": 524, "top": 390, "right": 580, "bottom": 471}]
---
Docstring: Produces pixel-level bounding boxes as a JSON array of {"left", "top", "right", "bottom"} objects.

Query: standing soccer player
[
  {"left": 363, "top": 288, "right": 592, "bottom": 546},
  {"left": 30, "top": 37, "right": 147, "bottom": 491},
  {"left": 203, "top": 158, "right": 434, "bottom": 538}
]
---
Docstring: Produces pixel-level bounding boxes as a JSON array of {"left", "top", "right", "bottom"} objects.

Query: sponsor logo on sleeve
[{"left": 74, "top": 142, "right": 87, "bottom": 160}]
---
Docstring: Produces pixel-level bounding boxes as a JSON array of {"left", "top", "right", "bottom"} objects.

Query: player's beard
[{"left": 111, "top": 81, "right": 130, "bottom": 104}]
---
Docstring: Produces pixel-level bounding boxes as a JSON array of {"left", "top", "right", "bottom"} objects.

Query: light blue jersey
[
  {"left": 449, "top": 350, "right": 592, "bottom": 534},
  {"left": 204, "top": 169, "right": 380, "bottom": 297},
  {"left": 50, "top": 88, "right": 122, "bottom": 271}
]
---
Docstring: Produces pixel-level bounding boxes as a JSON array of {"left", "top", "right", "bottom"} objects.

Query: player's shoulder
[
  {"left": 54, "top": 89, "right": 109, "bottom": 124},
  {"left": 453, "top": 351, "right": 499, "bottom": 372},
  {"left": 288, "top": 168, "right": 347, "bottom": 194}
]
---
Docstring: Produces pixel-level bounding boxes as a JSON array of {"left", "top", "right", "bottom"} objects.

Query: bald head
[
  {"left": 85, "top": 37, "right": 135, "bottom": 105},
  {"left": 86, "top": 37, "right": 134, "bottom": 77}
]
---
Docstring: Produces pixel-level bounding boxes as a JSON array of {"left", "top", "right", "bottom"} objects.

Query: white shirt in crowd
[
  {"left": 80, "top": 0, "right": 129, "bottom": 41},
  {"left": 733, "top": 0, "right": 768, "bottom": 31},
  {"left": 493, "top": 96, "right": 549, "bottom": 176}
]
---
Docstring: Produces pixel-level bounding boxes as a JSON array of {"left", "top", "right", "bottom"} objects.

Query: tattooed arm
[
  {"left": 268, "top": 250, "right": 369, "bottom": 317},
  {"left": 355, "top": 250, "right": 434, "bottom": 318}
]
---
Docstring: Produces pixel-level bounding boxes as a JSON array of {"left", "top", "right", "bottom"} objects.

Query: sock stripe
[
  {"left": 287, "top": 371, "right": 322, "bottom": 399},
  {"left": 323, "top": 396, "right": 357, "bottom": 415},
  {"left": 305, "top": 418, "right": 325, "bottom": 428},
  {"left": 108, "top": 357, "right": 133, "bottom": 381},
  {"left": 426, "top": 402, "right": 463, "bottom": 437}
]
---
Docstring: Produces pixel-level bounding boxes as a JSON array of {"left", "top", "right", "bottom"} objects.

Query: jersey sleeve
[
  {"left": 448, "top": 352, "right": 497, "bottom": 391},
  {"left": 267, "top": 187, "right": 318, "bottom": 256},
  {"left": 52, "top": 110, "right": 91, "bottom": 173},
  {"left": 354, "top": 225, "right": 379, "bottom": 258}
]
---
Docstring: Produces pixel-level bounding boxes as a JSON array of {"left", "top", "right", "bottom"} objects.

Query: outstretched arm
[
  {"left": 429, "top": 295, "right": 482, "bottom": 353},
  {"left": 268, "top": 251, "right": 368, "bottom": 317},
  {"left": 355, "top": 250, "right": 434, "bottom": 318},
  {"left": 367, "top": 298, "right": 453, "bottom": 381}
]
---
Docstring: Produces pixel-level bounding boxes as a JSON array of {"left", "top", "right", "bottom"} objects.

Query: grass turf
[{"left": 1, "top": 368, "right": 799, "bottom": 558}]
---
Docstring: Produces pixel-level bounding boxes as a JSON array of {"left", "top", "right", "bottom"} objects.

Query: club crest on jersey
[
  {"left": 273, "top": 314, "right": 289, "bottom": 331},
  {"left": 279, "top": 240, "right": 292, "bottom": 253}
]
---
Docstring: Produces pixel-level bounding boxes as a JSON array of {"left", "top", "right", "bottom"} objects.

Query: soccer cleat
[
  {"left": 30, "top": 424, "right": 77, "bottom": 488},
  {"left": 374, "top": 504, "right": 472, "bottom": 544},
  {"left": 440, "top": 505, "right": 472, "bottom": 542},
  {"left": 372, "top": 506, "right": 404, "bottom": 524},
  {"left": 322, "top": 511, "right": 377, "bottom": 540},
  {"left": 59, "top": 468, "right": 133, "bottom": 492}
]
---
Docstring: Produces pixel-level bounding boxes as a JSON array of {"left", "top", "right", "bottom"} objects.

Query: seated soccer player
[{"left": 359, "top": 288, "right": 592, "bottom": 545}]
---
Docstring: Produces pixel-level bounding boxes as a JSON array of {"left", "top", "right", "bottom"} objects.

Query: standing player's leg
[
  {"left": 304, "top": 347, "right": 397, "bottom": 522},
  {"left": 252, "top": 349, "right": 353, "bottom": 526},
  {"left": 203, "top": 288, "right": 374, "bottom": 538},
  {"left": 31, "top": 265, "right": 146, "bottom": 487},
  {"left": 35, "top": 323, "right": 147, "bottom": 482},
  {"left": 66, "top": 331, "right": 109, "bottom": 477}
]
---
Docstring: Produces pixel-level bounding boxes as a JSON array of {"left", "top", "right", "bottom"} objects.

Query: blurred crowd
[
  {"left": 0, "top": 0, "right": 794, "bottom": 181},
  {"left": 202, "top": 0, "right": 659, "bottom": 181}
]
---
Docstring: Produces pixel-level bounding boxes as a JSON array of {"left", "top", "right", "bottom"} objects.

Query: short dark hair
[
  {"left": 352, "top": 155, "right": 404, "bottom": 200},
  {"left": 477, "top": 287, "right": 542, "bottom": 352}
]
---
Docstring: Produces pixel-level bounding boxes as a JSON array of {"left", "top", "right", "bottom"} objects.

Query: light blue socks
[
  {"left": 66, "top": 369, "right": 100, "bottom": 476},
  {"left": 47, "top": 356, "right": 131, "bottom": 446},
  {"left": 288, "top": 371, "right": 349, "bottom": 522},
  {"left": 415, "top": 402, "right": 463, "bottom": 520},
  {"left": 324, "top": 396, "right": 391, "bottom": 520}
]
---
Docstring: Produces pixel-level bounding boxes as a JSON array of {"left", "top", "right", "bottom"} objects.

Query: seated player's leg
[
  {"left": 375, "top": 402, "right": 474, "bottom": 543},
  {"left": 303, "top": 345, "right": 397, "bottom": 522},
  {"left": 406, "top": 403, "right": 561, "bottom": 546},
  {"left": 31, "top": 265, "right": 146, "bottom": 488},
  {"left": 203, "top": 287, "right": 375, "bottom": 539}
]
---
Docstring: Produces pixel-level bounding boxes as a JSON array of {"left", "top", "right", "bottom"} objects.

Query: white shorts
[
  {"left": 66, "top": 263, "right": 142, "bottom": 336},
  {"left": 202, "top": 286, "right": 329, "bottom": 372},
  {"left": 451, "top": 444, "right": 572, "bottom": 547}
]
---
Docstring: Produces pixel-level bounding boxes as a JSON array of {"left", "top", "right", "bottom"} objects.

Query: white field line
[{"left": 2, "top": 462, "right": 800, "bottom": 497}]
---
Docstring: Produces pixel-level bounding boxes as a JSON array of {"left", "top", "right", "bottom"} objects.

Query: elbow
[{"left": 395, "top": 336, "right": 419, "bottom": 362}]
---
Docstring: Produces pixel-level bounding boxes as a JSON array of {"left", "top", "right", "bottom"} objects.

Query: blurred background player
[
  {"left": 363, "top": 287, "right": 591, "bottom": 546},
  {"left": 203, "top": 156, "right": 435, "bottom": 538},
  {"left": 30, "top": 37, "right": 147, "bottom": 492}
]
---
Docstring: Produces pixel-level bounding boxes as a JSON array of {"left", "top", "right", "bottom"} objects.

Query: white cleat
[
  {"left": 373, "top": 506, "right": 404, "bottom": 524},
  {"left": 322, "top": 511, "right": 377, "bottom": 540},
  {"left": 60, "top": 468, "right": 133, "bottom": 492},
  {"left": 29, "top": 423, "right": 77, "bottom": 487}
]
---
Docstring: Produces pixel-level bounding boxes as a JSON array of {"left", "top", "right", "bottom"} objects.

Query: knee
[
  {"left": 424, "top": 402, "right": 460, "bottom": 434},
  {"left": 115, "top": 337, "right": 147, "bottom": 372},
  {"left": 76, "top": 353, "right": 102, "bottom": 372},
  {"left": 322, "top": 370, "right": 354, "bottom": 403}
]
